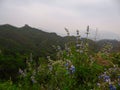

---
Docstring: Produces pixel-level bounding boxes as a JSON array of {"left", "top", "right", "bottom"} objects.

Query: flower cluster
[
  {"left": 109, "top": 84, "right": 116, "bottom": 90},
  {"left": 19, "top": 63, "right": 38, "bottom": 84},
  {"left": 97, "top": 65, "right": 120, "bottom": 90},
  {"left": 65, "top": 60, "right": 75, "bottom": 74},
  {"left": 19, "top": 68, "right": 26, "bottom": 77},
  {"left": 18, "top": 53, "right": 40, "bottom": 84},
  {"left": 76, "top": 30, "right": 84, "bottom": 53}
]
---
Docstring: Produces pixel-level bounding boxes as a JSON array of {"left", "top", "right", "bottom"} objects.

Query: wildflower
[
  {"left": 19, "top": 68, "right": 23, "bottom": 74},
  {"left": 112, "top": 85, "right": 116, "bottom": 90},
  {"left": 109, "top": 84, "right": 113, "bottom": 90},
  {"left": 103, "top": 72, "right": 107, "bottom": 76},
  {"left": 69, "top": 65, "right": 75, "bottom": 74},
  {"left": 109, "top": 84, "right": 116, "bottom": 90},
  {"left": 76, "top": 44, "right": 80, "bottom": 48},
  {"left": 66, "top": 48, "right": 70, "bottom": 53},
  {"left": 31, "top": 76, "right": 37, "bottom": 83},
  {"left": 98, "top": 75, "right": 102, "bottom": 79},
  {"left": 118, "top": 76, "right": 120, "bottom": 79},
  {"left": 109, "top": 68, "right": 112, "bottom": 72},
  {"left": 97, "top": 83, "right": 100, "bottom": 88},
  {"left": 65, "top": 62, "right": 69, "bottom": 67},
  {"left": 80, "top": 50, "right": 83, "bottom": 53},
  {"left": 48, "top": 64, "right": 53, "bottom": 71},
  {"left": 76, "top": 49, "right": 79, "bottom": 52},
  {"left": 65, "top": 60, "right": 75, "bottom": 74},
  {"left": 65, "top": 60, "right": 71, "bottom": 70},
  {"left": 104, "top": 75, "right": 110, "bottom": 82},
  {"left": 47, "top": 56, "right": 51, "bottom": 60},
  {"left": 76, "top": 30, "right": 79, "bottom": 35},
  {"left": 64, "top": 27, "right": 69, "bottom": 36},
  {"left": 76, "top": 37, "right": 79, "bottom": 40},
  {"left": 19, "top": 68, "right": 26, "bottom": 77}
]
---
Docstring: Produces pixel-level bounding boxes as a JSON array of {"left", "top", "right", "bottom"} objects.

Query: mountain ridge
[
  {"left": 0, "top": 24, "right": 120, "bottom": 58},
  {"left": 0, "top": 24, "right": 66, "bottom": 58}
]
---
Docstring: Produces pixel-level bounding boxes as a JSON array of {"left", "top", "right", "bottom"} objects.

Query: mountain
[
  {"left": 0, "top": 24, "right": 120, "bottom": 58},
  {"left": 0, "top": 24, "right": 67, "bottom": 58},
  {"left": 96, "top": 39, "right": 120, "bottom": 52}
]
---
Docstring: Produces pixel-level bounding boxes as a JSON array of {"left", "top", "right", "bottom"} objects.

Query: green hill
[
  {"left": 0, "top": 24, "right": 120, "bottom": 58},
  {"left": 0, "top": 24, "right": 65, "bottom": 58}
]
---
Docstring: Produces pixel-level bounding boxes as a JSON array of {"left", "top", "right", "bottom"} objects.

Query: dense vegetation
[{"left": 0, "top": 24, "right": 120, "bottom": 90}]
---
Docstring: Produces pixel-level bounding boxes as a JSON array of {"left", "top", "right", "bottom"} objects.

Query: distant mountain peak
[
  {"left": 18, "top": 24, "right": 35, "bottom": 31},
  {"left": 22, "top": 24, "right": 31, "bottom": 28},
  {"left": 0, "top": 24, "right": 17, "bottom": 29},
  {"left": 0, "top": 24, "right": 12, "bottom": 27},
  {"left": 24, "top": 24, "right": 30, "bottom": 27}
]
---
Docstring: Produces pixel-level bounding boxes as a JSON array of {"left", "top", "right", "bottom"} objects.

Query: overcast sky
[{"left": 0, "top": 0, "right": 120, "bottom": 40}]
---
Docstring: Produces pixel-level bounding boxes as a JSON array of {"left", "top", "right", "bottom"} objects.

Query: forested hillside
[
  {"left": 0, "top": 24, "right": 66, "bottom": 58},
  {"left": 0, "top": 24, "right": 120, "bottom": 57}
]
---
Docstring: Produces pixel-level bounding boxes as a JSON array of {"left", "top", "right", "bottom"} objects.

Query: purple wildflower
[
  {"left": 109, "top": 84, "right": 116, "bottom": 90},
  {"left": 104, "top": 75, "right": 110, "bottom": 82},
  {"left": 69, "top": 65, "right": 75, "bottom": 73}
]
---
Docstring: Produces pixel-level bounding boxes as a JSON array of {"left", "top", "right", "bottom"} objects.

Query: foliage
[
  {"left": 0, "top": 53, "right": 26, "bottom": 81},
  {"left": 0, "top": 25, "right": 120, "bottom": 90}
]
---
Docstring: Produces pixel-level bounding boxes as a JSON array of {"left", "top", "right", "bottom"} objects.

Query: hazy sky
[{"left": 0, "top": 0, "right": 120, "bottom": 40}]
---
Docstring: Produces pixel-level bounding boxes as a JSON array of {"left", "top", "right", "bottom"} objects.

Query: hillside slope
[
  {"left": 0, "top": 24, "right": 65, "bottom": 57},
  {"left": 0, "top": 24, "right": 120, "bottom": 57}
]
